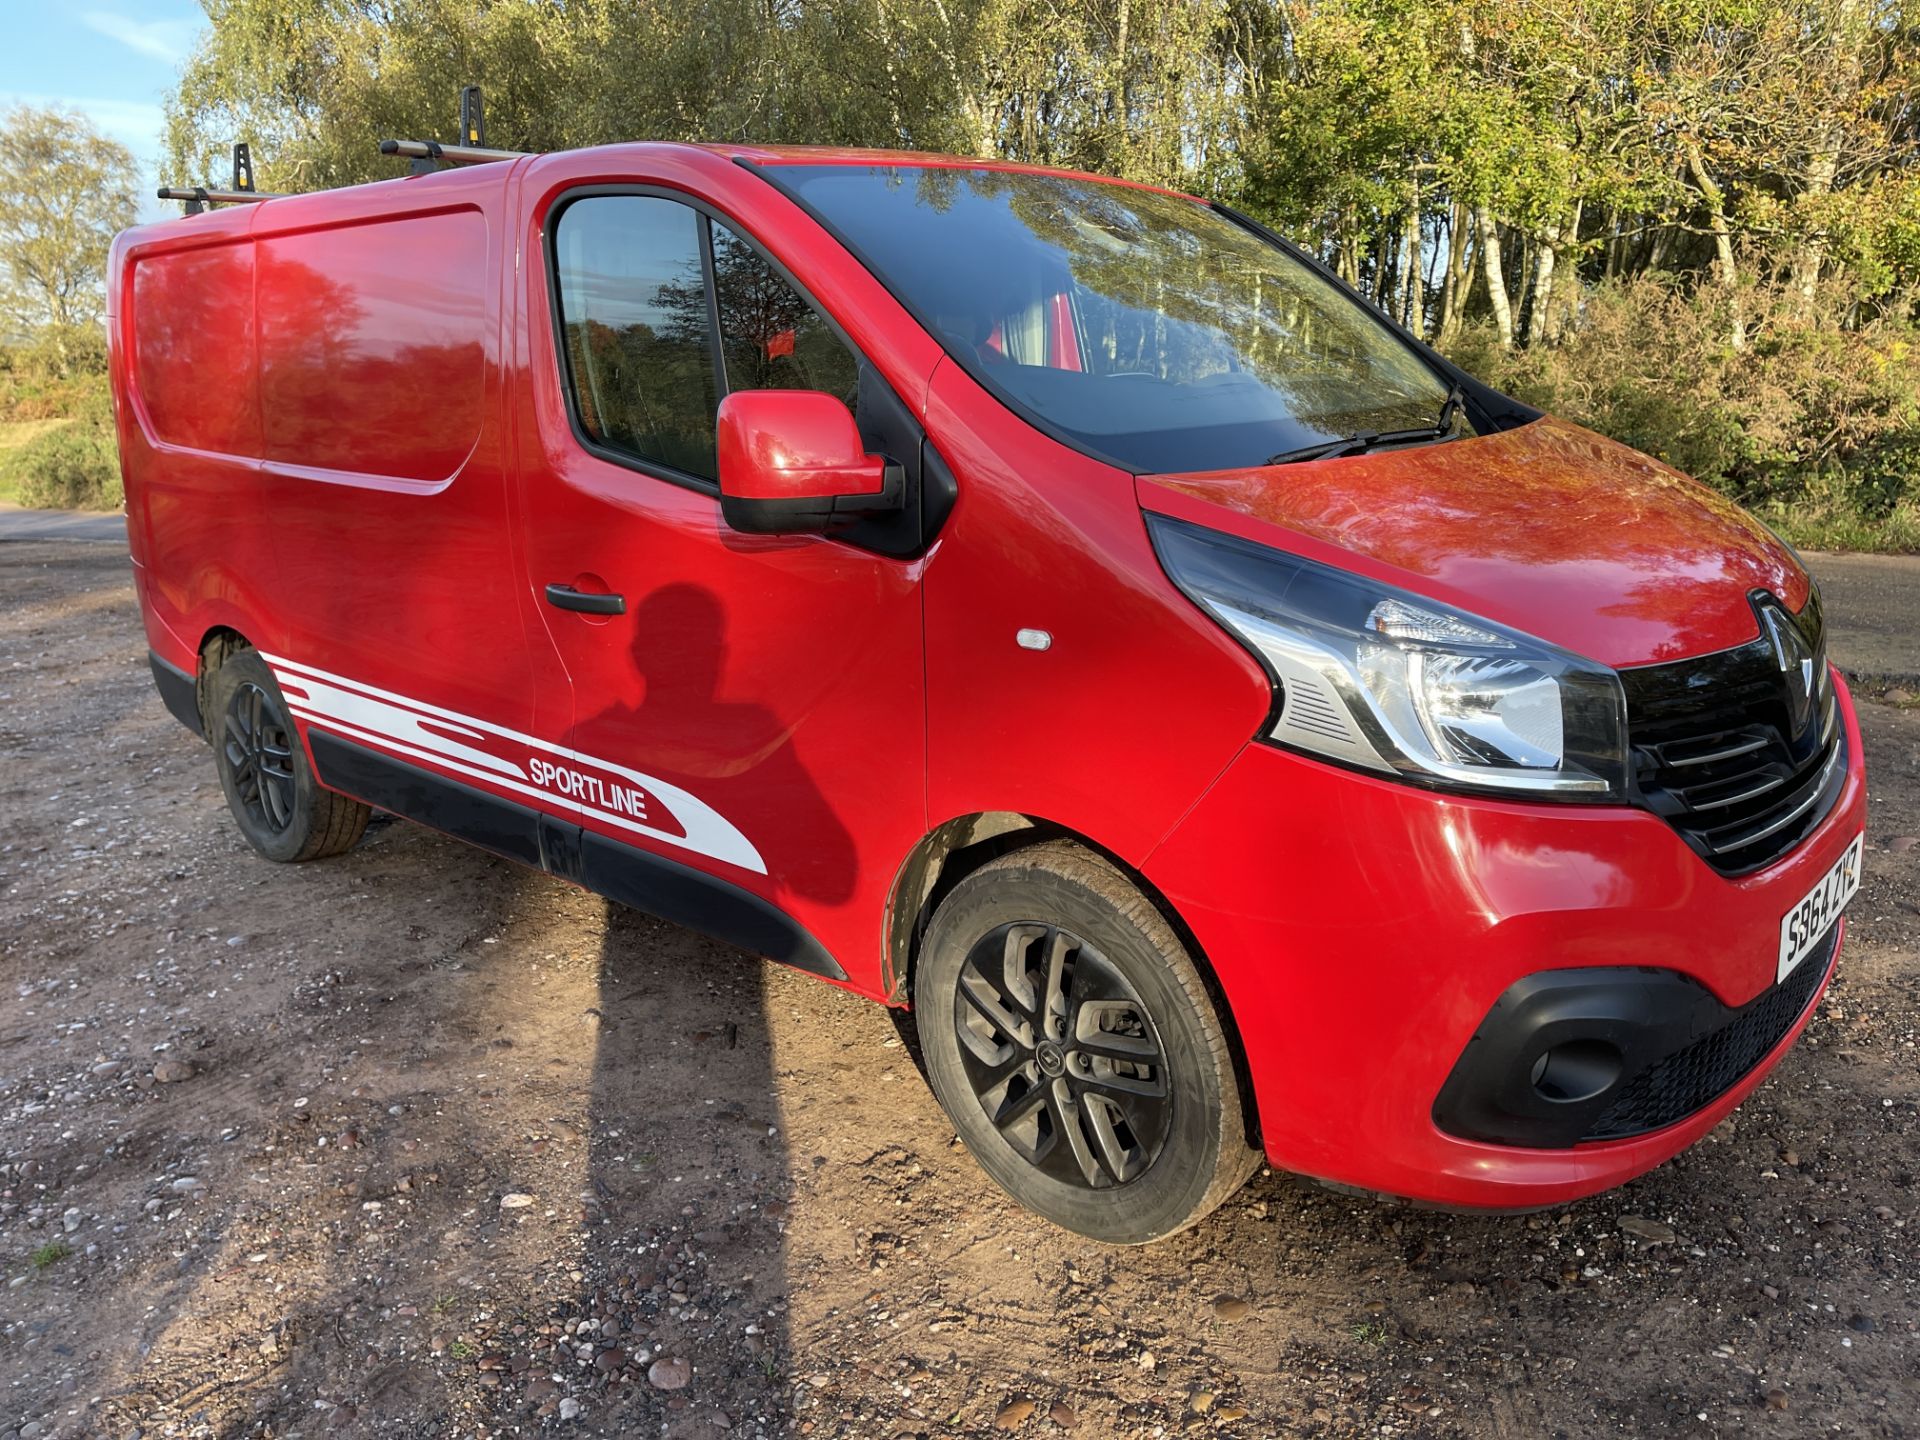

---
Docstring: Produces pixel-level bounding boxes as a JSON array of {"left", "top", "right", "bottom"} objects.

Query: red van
[{"left": 108, "top": 143, "right": 1865, "bottom": 1242}]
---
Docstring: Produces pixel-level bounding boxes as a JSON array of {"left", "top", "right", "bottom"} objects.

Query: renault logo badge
[{"left": 1755, "top": 595, "right": 1818, "bottom": 732}]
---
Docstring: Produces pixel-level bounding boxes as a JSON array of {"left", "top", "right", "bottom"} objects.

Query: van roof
[
  {"left": 133, "top": 140, "right": 1202, "bottom": 239},
  {"left": 699, "top": 143, "right": 1202, "bottom": 201}
]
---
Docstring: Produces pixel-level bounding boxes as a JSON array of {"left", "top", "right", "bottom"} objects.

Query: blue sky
[{"left": 0, "top": 4, "right": 207, "bottom": 216}]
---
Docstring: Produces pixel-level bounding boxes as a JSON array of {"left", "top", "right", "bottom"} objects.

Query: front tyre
[
  {"left": 914, "top": 841, "right": 1258, "bottom": 1243},
  {"left": 207, "top": 649, "right": 369, "bottom": 863}
]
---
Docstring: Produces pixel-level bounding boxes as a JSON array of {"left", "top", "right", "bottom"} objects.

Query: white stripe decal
[
  {"left": 279, "top": 672, "right": 527, "bottom": 782},
  {"left": 264, "top": 653, "right": 767, "bottom": 875},
  {"left": 281, "top": 703, "right": 745, "bottom": 857}
]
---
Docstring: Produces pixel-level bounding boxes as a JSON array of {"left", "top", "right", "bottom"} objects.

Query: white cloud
[{"left": 81, "top": 11, "right": 198, "bottom": 64}]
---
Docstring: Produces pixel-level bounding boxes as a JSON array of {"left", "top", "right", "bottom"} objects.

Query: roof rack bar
[
  {"left": 379, "top": 138, "right": 527, "bottom": 168},
  {"left": 157, "top": 185, "right": 282, "bottom": 211}
]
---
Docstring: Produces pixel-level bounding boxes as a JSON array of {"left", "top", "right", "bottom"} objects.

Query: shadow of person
[
  {"left": 576, "top": 580, "right": 859, "bottom": 908},
  {"left": 563, "top": 901, "right": 799, "bottom": 1432},
  {"left": 553, "top": 579, "right": 877, "bottom": 1430}
]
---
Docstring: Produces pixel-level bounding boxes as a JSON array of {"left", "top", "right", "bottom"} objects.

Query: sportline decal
[
  {"left": 260, "top": 654, "right": 766, "bottom": 875},
  {"left": 528, "top": 758, "right": 650, "bottom": 818}
]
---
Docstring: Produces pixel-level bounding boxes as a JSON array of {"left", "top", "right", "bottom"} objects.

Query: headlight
[{"left": 1148, "top": 514, "right": 1629, "bottom": 800}]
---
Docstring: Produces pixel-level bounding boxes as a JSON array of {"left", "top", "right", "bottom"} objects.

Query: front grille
[
  {"left": 1622, "top": 589, "right": 1843, "bottom": 875},
  {"left": 1583, "top": 924, "right": 1837, "bottom": 1141}
]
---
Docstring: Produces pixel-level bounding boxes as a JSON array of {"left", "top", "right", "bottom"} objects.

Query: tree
[
  {"left": 163, "top": 0, "right": 1920, "bottom": 340},
  {"left": 0, "top": 106, "right": 138, "bottom": 353}
]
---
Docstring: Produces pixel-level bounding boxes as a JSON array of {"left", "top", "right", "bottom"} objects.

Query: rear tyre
[
  {"left": 914, "top": 841, "right": 1259, "bottom": 1243},
  {"left": 207, "top": 649, "right": 369, "bottom": 863}
]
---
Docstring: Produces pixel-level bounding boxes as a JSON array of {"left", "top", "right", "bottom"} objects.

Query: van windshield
[{"left": 776, "top": 165, "right": 1454, "bottom": 474}]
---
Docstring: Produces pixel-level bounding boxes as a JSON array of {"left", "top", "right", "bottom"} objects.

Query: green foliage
[
  {"left": 1349, "top": 1315, "right": 1392, "bottom": 1346},
  {"left": 0, "top": 106, "right": 138, "bottom": 338},
  {"left": 164, "top": 0, "right": 988, "bottom": 189},
  {"left": 1448, "top": 280, "right": 1920, "bottom": 553},
  {"left": 0, "top": 378, "right": 120, "bottom": 511},
  {"left": 30, "top": 1241, "right": 72, "bottom": 1270},
  {"left": 0, "top": 326, "right": 108, "bottom": 418},
  {"left": 151, "top": 0, "right": 1920, "bottom": 546},
  {"left": 161, "top": 1, "right": 1918, "bottom": 322},
  {"left": 0, "top": 106, "right": 129, "bottom": 512}
]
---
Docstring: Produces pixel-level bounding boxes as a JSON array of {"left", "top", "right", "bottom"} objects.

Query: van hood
[{"left": 1136, "top": 416, "right": 1807, "bottom": 670}]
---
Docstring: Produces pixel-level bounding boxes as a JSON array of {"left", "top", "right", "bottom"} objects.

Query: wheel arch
[
  {"left": 193, "top": 625, "right": 253, "bottom": 733},
  {"left": 883, "top": 812, "right": 1263, "bottom": 1149}
]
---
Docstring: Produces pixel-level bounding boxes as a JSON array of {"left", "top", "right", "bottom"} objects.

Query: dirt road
[{"left": 2, "top": 541, "right": 1915, "bottom": 1439}]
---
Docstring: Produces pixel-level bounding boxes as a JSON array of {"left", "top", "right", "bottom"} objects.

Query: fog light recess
[{"left": 1528, "top": 1040, "right": 1623, "bottom": 1104}]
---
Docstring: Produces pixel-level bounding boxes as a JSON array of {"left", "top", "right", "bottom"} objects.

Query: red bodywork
[{"left": 108, "top": 143, "right": 1865, "bottom": 1211}]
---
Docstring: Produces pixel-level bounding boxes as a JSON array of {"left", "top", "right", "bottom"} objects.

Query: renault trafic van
[{"left": 109, "top": 144, "right": 1865, "bottom": 1242}]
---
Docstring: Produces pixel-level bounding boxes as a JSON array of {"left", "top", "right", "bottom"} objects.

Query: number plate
[{"left": 1777, "top": 833, "right": 1863, "bottom": 984}]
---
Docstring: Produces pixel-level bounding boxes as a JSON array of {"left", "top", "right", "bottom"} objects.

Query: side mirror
[{"left": 717, "top": 390, "right": 901, "bottom": 535}]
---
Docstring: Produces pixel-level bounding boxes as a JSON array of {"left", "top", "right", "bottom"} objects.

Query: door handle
[{"left": 544, "top": 583, "right": 626, "bottom": 615}]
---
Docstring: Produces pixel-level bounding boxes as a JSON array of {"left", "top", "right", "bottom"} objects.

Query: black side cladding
[
  {"left": 149, "top": 651, "right": 204, "bottom": 738},
  {"left": 306, "top": 733, "right": 846, "bottom": 981},
  {"left": 579, "top": 832, "right": 844, "bottom": 979},
  {"left": 310, "top": 732, "right": 544, "bottom": 868}
]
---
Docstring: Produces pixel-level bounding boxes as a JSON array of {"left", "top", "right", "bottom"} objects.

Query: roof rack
[
  {"left": 378, "top": 138, "right": 529, "bottom": 170},
  {"left": 157, "top": 88, "right": 526, "bottom": 216},
  {"left": 158, "top": 143, "right": 281, "bottom": 213},
  {"left": 156, "top": 186, "right": 280, "bottom": 211},
  {"left": 381, "top": 86, "right": 529, "bottom": 172}
]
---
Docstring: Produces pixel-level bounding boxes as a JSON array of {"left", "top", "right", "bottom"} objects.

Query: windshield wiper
[{"left": 1264, "top": 381, "right": 1468, "bottom": 467}]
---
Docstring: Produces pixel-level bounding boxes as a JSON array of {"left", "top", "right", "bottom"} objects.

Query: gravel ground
[{"left": 2, "top": 540, "right": 1916, "bottom": 1439}]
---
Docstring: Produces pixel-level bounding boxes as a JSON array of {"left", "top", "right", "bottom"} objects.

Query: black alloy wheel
[
  {"left": 915, "top": 841, "right": 1258, "bottom": 1243},
  {"left": 953, "top": 921, "right": 1171, "bottom": 1190},
  {"left": 205, "top": 647, "right": 371, "bottom": 863},
  {"left": 222, "top": 681, "right": 297, "bottom": 835}
]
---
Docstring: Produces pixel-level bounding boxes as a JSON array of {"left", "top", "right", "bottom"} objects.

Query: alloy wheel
[
  {"left": 222, "top": 682, "right": 296, "bottom": 833},
  {"left": 951, "top": 921, "right": 1172, "bottom": 1189}
]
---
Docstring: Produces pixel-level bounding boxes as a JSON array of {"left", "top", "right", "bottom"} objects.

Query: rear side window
[
  {"left": 554, "top": 196, "right": 719, "bottom": 479},
  {"left": 551, "top": 197, "right": 861, "bottom": 484}
]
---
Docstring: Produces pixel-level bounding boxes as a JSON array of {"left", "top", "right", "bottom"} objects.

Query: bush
[
  {"left": 0, "top": 328, "right": 109, "bottom": 421},
  {"left": 1446, "top": 279, "right": 1920, "bottom": 553},
  {"left": 0, "top": 382, "right": 121, "bottom": 510}
]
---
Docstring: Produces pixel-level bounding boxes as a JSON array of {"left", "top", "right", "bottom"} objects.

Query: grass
[
  {"left": 30, "top": 1241, "right": 72, "bottom": 1271},
  {"left": 446, "top": 1339, "right": 476, "bottom": 1361},
  {"left": 1768, "top": 500, "right": 1920, "bottom": 556},
  {"left": 1349, "top": 1317, "right": 1391, "bottom": 1347},
  {"left": 0, "top": 418, "right": 70, "bottom": 506}
]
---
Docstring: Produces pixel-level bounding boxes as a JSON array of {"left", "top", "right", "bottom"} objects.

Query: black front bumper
[{"left": 1432, "top": 925, "right": 1839, "bottom": 1149}]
